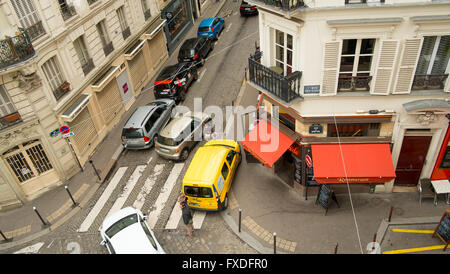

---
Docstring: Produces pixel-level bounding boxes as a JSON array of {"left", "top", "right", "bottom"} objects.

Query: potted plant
[{"left": 60, "top": 81, "right": 70, "bottom": 92}]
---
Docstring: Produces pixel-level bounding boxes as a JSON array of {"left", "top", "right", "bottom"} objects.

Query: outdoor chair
[{"left": 418, "top": 178, "right": 434, "bottom": 206}]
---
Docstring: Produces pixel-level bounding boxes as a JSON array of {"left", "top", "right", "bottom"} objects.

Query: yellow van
[{"left": 182, "top": 139, "right": 241, "bottom": 211}]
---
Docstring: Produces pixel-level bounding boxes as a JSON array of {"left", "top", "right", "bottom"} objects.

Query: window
[
  {"left": 167, "top": 1, "right": 189, "bottom": 38},
  {"left": 58, "top": 0, "right": 76, "bottom": 21},
  {"left": 338, "top": 39, "right": 375, "bottom": 91},
  {"left": 327, "top": 123, "right": 380, "bottom": 137},
  {"left": 41, "top": 57, "right": 66, "bottom": 100},
  {"left": 3, "top": 139, "right": 53, "bottom": 183},
  {"left": 116, "top": 6, "right": 130, "bottom": 40},
  {"left": 73, "top": 36, "right": 93, "bottom": 75},
  {"left": 440, "top": 146, "right": 450, "bottom": 169},
  {"left": 184, "top": 186, "right": 213, "bottom": 198},
  {"left": 96, "top": 20, "right": 113, "bottom": 56},
  {"left": 226, "top": 151, "right": 235, "bottom": 166},
  {"left": 274, "top": 29, "right": 293, "bottom": 76},
  {"left": 141, "top": 0, "right": 151, "bottom": 21},
  {"left": 10, "top": 0, "right": 46, "bottom": 41},
  {"left": 221, "top": 162, "right": 229, "bottom": 180},
  {"left": 140, "top": 219, "right": 157, "bottom": 250},
  {"left": 105, "top": 214, "right": 138, "bottom": 239},
  {"left": 0, "top": 85, "right": 16, "bottom": 117}
]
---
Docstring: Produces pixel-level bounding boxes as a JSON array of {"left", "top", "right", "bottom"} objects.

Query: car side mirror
[
  {"left": 143, "top": 215, "right": 148, "bottom": 221},
  {"left": 100, "top": 240, "right": 106, "bottom": 246}
]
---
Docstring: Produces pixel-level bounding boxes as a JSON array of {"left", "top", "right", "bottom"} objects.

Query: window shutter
[
  {"left": 321, "top": 41, "right": 341, "bottom": 95},
  {"left": 392, "top": 38, "right": 423, "bottom": 94},
  {"left": 11, "top": 0, "right": 40, "bottom": 28},
  {"left": 370, "top": 40, "right": 399, "bottom": 95}
]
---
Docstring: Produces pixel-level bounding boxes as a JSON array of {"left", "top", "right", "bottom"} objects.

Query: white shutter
[
  {"left": 321, "top": 41, "right": 341, "bottom": 95},
  {"left": 11, "top": 0, "right": 40, "bottom": 28},
  {"left": 370, "top": 40, "right": 399, "bottom": 95},
  {"left": 392, "top": 38, "right": 423, "bottom": 94}
]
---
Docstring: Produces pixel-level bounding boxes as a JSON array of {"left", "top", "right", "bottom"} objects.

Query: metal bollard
[
  {"left": 334, "top": 243, "right": 338, "bottom": 254},
  {"left": 89, "top": 160, "right": 102, "bottom": 181},
  {"left": 65, "top": 186, "right": 79, "bottom": 207},
  {"left": 273, "top": 232, "right": 277, "bottom": 254},
  {"left": 238, "top": 208, "right": 242, "bottom": 233},
  {"left": 388, "top": 206, "right": 394, "bottom": 222},
  {"left": 33, "top": 206, "right": 48, "bottom": 227}
]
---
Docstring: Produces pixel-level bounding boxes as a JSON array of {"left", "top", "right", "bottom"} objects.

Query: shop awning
[
  {"left": 241, "top": 119, "right": 296, "bottom": 168},
  {"left": 311, "top": 143, "right": 396, "bottom": 184}
]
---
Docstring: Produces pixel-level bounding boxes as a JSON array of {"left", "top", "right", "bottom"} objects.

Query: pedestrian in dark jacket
[{"left": 179, "top": 194, "right": 194, "bottom": 237}]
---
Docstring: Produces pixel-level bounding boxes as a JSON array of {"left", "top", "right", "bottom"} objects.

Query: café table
[{"left": 431, "top": 179, "right": 450, "bottom": 206}]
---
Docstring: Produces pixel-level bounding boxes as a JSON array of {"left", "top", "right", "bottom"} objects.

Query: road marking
[
  {"left": 14, "top": 242, "right": 44, "bottom": 254},
  {"left": 225, "top": 23, "right": 232, "bottom": 33},
  {"left": 392, "top": 229, "right": 435, "bottom": 234},
  {"left": 383, "top": 245, "right": 446, "bottom": 254},
  {"left": 165, "top": 201, "right": 182, "bottom": 230},
  {"left": 233, "top": 11, "right": 238, "bottom": 16},
  {"left": 106, "top": 165, "right": 146, "bottom": 218},
  {"left": 77, "top": 167, "right": 128, "bottom": 232},
  {"left": 147, "top": 163, "right": 184, "bottom": 229},
  {"left": 133, "top": 164, "right": 165, "bottom": 211},
  {"left": 193, "top": 211, "right": 207, "bottom": 229},
  {"left": 146, "top": 156, "right": 153, "bottom": 165},
  {"left": 198, "top": 68, "right": 207, "bottom": 82}
]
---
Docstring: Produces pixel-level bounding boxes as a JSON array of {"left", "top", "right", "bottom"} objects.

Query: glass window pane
[
  {"left": 360, "top": 39, "right": 376, "bottom": 54},
  {"left": 431, "top": 36, "right": 450, "bottom": 75},
  {"left": 416, "top": 36, "right": 437, "bottom": 75},
  {"left": 340, "top": 56, "right": 354, "bottom": 72},
  {"left": 287, "top": 34, "right": 293, "bottom": 50},
  {"left": 275, "top": 29, "right": 284, "bottom": 46},
  {"left": 342, "top": 39, "right": 357, "bottom": 55},
  {"left": 357, "top": 56, "right": 372, "bottom": 72},
  {"left": 287, "top": 49, "right": 292, "bottom": 66},
  {"left": 276, "top": 45, "right": 284, "bottom": 62}
]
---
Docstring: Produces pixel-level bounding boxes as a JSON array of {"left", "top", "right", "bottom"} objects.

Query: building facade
[
  {"left": 0, "top": 0, "right": 171, "bottom": 210},
  {"left": 244, "top": 0, "right": 450, "bottom": 197}
]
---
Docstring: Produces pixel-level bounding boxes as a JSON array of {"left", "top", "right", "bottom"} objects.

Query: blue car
[{"left": 197, "top": 17, "right": 225, "bottom": 41}]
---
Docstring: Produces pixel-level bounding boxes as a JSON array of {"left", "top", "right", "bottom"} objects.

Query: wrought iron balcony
[
  {"left": 103, "top": 41, "right": 114, "bottom": 56},
  {"left": 249, "top": 0, "right": 305, "bottom": 12},
  {"left": 122, "top": 26, "right": 131, "bottom": 40},
  {"left": 0, "top": 29, "right": 36, "bottom": 71},
  {"left": 0, "top": 111, "right": 22, "bottom": 131},
  {"left": 60, "top": 3, "right": 77, "bottom": 21},
  {"left": 337, "top": 75, "right": 372, "bottom": 92},
  {"left": 248, "top": 57, "right": 302, "bottom": 103},
  {"left": 82, "top": 58, "right": 95, "bottom": 76},
  {"left": 412, "top": 74, "right": 449, "bottom": 90}
]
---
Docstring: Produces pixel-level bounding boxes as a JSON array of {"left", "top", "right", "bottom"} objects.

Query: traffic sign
[
  {"left": 60, "top": 126, "right": 70, "bottom": 134},
  {"left": 62, "top": 132, "right": 74, "bottom": 138}
]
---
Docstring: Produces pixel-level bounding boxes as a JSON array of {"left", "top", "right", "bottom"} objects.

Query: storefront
[
  {"left": 161, "top": 0, "right": 194, "bottom": 53},
  {"left": 431, "top": 125, "right": 450, "bottom": 181}
]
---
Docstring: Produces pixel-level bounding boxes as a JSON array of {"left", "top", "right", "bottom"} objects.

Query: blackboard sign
[
  {"left": 433, "top": 210, "right": 450, "bottom": 251},
  {"left": 315, "top": 184, "right": 340, "bottom": 215}
]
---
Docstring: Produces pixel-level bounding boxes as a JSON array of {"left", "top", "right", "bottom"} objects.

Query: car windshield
[
  {"left": 179, "top": 48, "right": 195, "bottom": 58},
  {"left": 122, "top": 128, "right": 144, "bottom": 139},
  {"left": 105, "top": 214, "right": 138, "bottom": 239},
  {"left": 184, "top": 186, "right": 213, "bottom": 198},
  {"left": 198, "top": 27, "right": 210, "bottom": 32},
  {"left": 157, "top": 135, "right": 179, "bottom": 146}
]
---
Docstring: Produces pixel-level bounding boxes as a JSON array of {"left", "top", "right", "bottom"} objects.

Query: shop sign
[
  {"left": 309, "top": 124, "right": 323, "bottom": 134},
  {"left": 305, "top": 155, "right": 312, "bottom": 168},
  {"left": 304, "top": 85, "right": 320, "bottom": 94}
]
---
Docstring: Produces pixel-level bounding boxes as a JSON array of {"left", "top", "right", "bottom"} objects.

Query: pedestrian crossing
[{"left": 77, "top": 157, "right": 207, "bottom": 234}]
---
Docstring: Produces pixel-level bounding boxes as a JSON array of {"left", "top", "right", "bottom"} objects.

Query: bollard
[
  {"left": 65, "top": 186, "right": 79, "bottom": 207},
  {"left": 334, "top": 243, "right": 338, "bottom": 254},
  {"left": 0, "top": 230, "right": 10, "bottom": 242},
  {"left": 33, "top": 206, "right": 48, "bottom": 227},
  {"left": 89, "top": 160, "right": 102, "bottom": 181},
  {"left": 372, "top": 234, "right": 377, "bottom": 251},
  {"left": 388, "top": 206, "right": 394, "bottom": 222},
  {"left": 273, "top": 232, "right": 277, "bottom": 254},
  {"left": 238, "top": 208, "right": 242, "bottom": 233}
]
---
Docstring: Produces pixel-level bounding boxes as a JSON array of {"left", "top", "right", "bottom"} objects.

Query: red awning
[
  {"left": 311, "top": 143, "right": 396, "bottom": 184},
  {"left": 242, "top": 120, "right": 296, "bottom": 168}
]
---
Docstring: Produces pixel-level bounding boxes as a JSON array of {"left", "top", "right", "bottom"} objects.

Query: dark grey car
[{"left": 121, "top": 99, "right": 175, "bottom": 149}]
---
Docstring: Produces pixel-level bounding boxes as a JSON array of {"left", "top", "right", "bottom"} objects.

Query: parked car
[
  {"left": 121, "top": 99, "right": 175, "bottom": 149},
  {"left": 182, "top": 139, "right": 241, "bottom": 211},
  {"left": 177, "top": 37, "right": 214, "bottom": 67},
  {"left": 99, "top": 207, "right": 165, "bottom": 254},
  {"left": 155, "top": 111, "right": 211, "bottom": 161},
  {"left": 197, "top": 17, "right": 225, "bottom": 41},
  {"left": 240, "top": 1, "right": 258, "bottom": 16},
  {"left": 154, "top": 62, "right": 198, "bottom": 103}
]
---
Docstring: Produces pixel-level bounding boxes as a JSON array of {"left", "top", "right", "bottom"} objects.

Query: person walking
[{"left": 179, "top": 194, "right": 194, "bottom": 237}]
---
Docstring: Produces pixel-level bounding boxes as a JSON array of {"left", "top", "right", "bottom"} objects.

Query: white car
[{"left": 99, "top": 207, "right": 165, "bottom": 254}]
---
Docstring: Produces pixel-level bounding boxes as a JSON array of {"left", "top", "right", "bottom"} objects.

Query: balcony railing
[
  {"left": 82, "top": 58, "right": 95, "bottom": 75},
  {"left": 103, "top": 41, "right": 114, "bottom": 56},
  {"left": 248, "top": 57, "right": 302, "bottom": 103},
  {"left": 144, "top": 9, "right": 151, "bottom": 21},
  {"left": 412, "top": 74, "right": 449, "bottom": 90},
  {"left": 251, "top": 0, "right": 305, "bottom": 11},
  {"left": 60, "top": 3, "right": 77, "bottom": 21},
  {"left": 0, "top": 111, "right": 22, "bottom": 131},
  {"left": 337, "top": 75, "right": 372, "bottom": 92},
  {"left": 87, "top": 0, "right": 98, "bottom": 5},
  {"left": 0, "top": 29, "right": 35, "bottom": 70},
  {"left": 122, "top": 26, "right": 131, "bottom": 40},
  {"left": 26, "top": 21, "right": 46, "bottom": 42}
]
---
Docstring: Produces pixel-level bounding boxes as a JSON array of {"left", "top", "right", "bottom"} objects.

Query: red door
[{"left": 395, "top": 136, "right": 432, "bottom": 185}]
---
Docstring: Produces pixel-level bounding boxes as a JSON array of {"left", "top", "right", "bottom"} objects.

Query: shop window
[
  {"left": 2, "top": 139, "right": 53, "bottom": 183},
  {"left": 439, "top": 146, "right": 450, "bottom": 169},
  {"left": 166, "top": 1, "right": 189, "bottom": 39},
  {"left": 327, "top": 123, "right": 380, "bottom": 137}
]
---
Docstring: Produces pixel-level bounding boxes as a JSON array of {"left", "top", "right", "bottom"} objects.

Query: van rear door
[
  {"left": 183, "top": 185, "right": 216, "bottom": 209},
  {"left": 122, "top": 127, "right": 146, "bottom": 147}
]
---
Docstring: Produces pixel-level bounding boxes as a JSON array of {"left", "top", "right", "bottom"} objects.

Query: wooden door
[{"left": 395, "top": 136, "right": 432, "bottom": 185}]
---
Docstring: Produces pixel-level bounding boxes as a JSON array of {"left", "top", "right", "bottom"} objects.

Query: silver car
[
  {"left": 155, "top": 112, "right": 211, "bottom": 161},
  {"left": 121, "top": 99, "right": 175, "bottom": 149}
]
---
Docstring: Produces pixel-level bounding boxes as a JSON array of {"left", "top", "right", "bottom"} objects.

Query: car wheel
[
  {"left": 180, "top": 148, "right": 189, "bottom": 161},
  {"left": 193, "top": 69, "right": 199, "bottom": 81},
  {"left": 222, "top": 195, "right": 228, "bottom": 210},
  {"left": 198, "top": 58, "right": 205, "bottom": 67},
  {"left": 180, "top": 90, "right": 186, "bottom": 102}
]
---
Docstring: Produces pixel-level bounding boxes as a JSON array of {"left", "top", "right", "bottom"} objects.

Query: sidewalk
[{"left": 0, "top": 0, "right": 228, "bottom": 251}]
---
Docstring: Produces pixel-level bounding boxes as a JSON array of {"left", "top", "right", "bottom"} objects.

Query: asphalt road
[{"left": 2, "top": 3, "right": 259, "bottom": 254}]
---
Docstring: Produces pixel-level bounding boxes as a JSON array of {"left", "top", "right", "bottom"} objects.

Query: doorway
[{"left": 395, "top": 135, "right": 432, "bottom": 185}]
